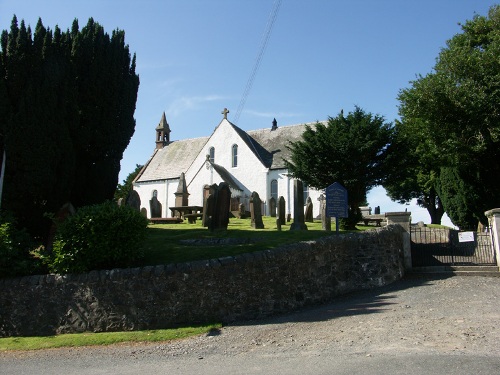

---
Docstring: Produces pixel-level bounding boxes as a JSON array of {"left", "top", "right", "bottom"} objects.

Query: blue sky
[{"left": 1, "top": 0, "right": 496, "bottom": 225}]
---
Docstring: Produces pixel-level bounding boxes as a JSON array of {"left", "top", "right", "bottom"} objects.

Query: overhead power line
[{"left": 233, "top": 0, "right": 281, "bottom": 124}]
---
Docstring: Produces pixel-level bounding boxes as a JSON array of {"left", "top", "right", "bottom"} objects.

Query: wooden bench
[
  {"left": 184, "top": 213, "right": 203, "bottom": 224},
  {"left": 149, "top": 217, "right": 183, "bottom": 224}
]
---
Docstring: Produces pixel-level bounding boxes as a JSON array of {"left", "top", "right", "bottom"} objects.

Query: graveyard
[{"left": 139, "top": 215, "right": 368, "bottom": 267}]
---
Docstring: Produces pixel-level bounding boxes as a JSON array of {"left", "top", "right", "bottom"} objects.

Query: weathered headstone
[
  {"left": 140, "top": 207, "right": 148, "bottom": 217},
  {"left": 125, "top": 190, "right": 141, "bottom": 212},
  {"left": 202, "top": 184, "right": 216, "bottom": 227},
  {"left": 319, "top": 194, "right": 331, "bottom": 231},
  {"left": 238, "top": 203, "right": 246, "bottom": 219},
  {"left": 374, "top": 206, "right": 380, "bottom": 215},
  {"left": 290, "top": 180, "right": 307, "bottom": 231},
  {"left": 149, "top": 196, "right": 162, "bottom": 218},
  {"left": 278, "top": 196, "right": 286, "bottom": 225},
  {"left": 117, "top": 198, "right": 124, "bottom": 207},
  {"left": 304, "top": 196, "right": 313, "bottom": 222},
  {"left": 276, "top": 218, "right": 281, "bottom": 231},
  {"left": 210, "top": 182, "right": 231, "bottom": 232},
  {"left": 250, "top": 191, "right": 264, "bottom": 229},
  {"left": 174, "top": 172, "right": 189, "bottom": 207},
  {"left": 269, "top": 197, "right": 277, "bottom": 217}
]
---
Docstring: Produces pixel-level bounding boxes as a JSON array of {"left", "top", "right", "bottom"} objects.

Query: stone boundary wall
[{"left": 0, "top": 225, "right": 406, "bottom": 337}]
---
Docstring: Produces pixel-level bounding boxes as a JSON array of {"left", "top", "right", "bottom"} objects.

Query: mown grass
[
  {"left": 139, "top": 216, "right": 353, "bottom": 266},
  {"left": 0, "top": 324, "right": 222, "bottom": 351}
]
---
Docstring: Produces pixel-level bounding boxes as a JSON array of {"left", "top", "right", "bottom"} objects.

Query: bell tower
[{"left": 156, "top": 112, "right": 171, "bottom": 149}]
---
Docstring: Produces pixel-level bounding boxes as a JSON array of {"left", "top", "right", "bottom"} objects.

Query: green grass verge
[{"left": 0, "top": 323, "right": 222, "bottom": 351}]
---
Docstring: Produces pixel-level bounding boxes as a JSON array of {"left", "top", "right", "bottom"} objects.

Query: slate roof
[
  {"left": 136, "top": 136, "right": 209, "bottom": 182},
  {"left": 136, "top": 120, "right": 324, "bottom": 183}
]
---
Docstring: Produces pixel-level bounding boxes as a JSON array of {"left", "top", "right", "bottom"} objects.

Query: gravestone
[
  {"left": 304, "top": 196, "right": 313, "bottom": 222},
  {"left": 117, "top": 198, "right": 124, "bottom": 207},
  {"left": 202, "top": 184, "right": 216, "bottom": 227},
  {"left": 278, "top": 196, "right": 286, "bottom": 225},
  {"left": 276, "top": 218, "right": 281, "bottom": 231},
  {"left": 174, "top": 172, "right": 189, "bottom": 207},
  {"left": 149, "top": 196, "right": 162, "bottom": 218},
  {"left": 374, "top": 206, "right": 380, "bottom": 215},
  {"left": 238, "top": 203, "right": 246, "bottom": 219},
  {"left": 269, "top": 197, "right": 277, "bottom": 217},
  {"left": 210, "top": 182, "right": 231, "bottom": 232},
  {"left": 326, "top": 182, "right": 348, "bottom": 232},
  {"left": 290, "top": 180, "right": 307, "bottom": 231},
  {"left": 140, "top": 208, "right": 148, "bottom": 217},
  {"left": 125, "top": 190, "right": 141, "bottom": 212},
  {"left": 318, "top": 194, "right": 331, "bottom": 231},
  {"left": 250, "top": 191, "right": 264, "bottom": 229}
]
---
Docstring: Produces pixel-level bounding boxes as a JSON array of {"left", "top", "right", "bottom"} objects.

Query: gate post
[
  {"left": 485, "top": 208, "right": 500, "bottom": 267},
  {"left": 385, "top": 212, "right": 412, "bottom": 270}
]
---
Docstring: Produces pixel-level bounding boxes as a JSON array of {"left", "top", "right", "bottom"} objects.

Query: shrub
[
  {"left": 47, "top": 201, "right": 148, "bottom": 274},
  {"left": 0, "top": 211, "right": 39, "bottom": 278}
]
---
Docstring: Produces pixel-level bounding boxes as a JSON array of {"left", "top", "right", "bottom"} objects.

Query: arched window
[
  {"left": 209, "top": 147, "right": 215, "bottom": 163},
  {"left": 270, "top": 179, "right": 278, "bottom": 202},
  {"left": 232, "top": 144, "right": 238, "bottom": 167},
  {"left": 302, "top": 182, "right": 309, "bottom": 204}
]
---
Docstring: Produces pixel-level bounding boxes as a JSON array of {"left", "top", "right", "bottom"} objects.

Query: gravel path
[{"left": 2, "top": 274, "right": 500, "bottom": 374}]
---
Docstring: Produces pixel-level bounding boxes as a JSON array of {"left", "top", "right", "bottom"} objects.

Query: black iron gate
[{"left": 410, "top": 227, "right": 496, "bottom": 267}]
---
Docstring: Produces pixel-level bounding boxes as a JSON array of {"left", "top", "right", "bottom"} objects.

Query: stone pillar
[
  {"left": 485, "top": 208, "right": 500, "bottom": 268},
  {"left": 385, "top": 212, "right": 412, "bottom": 270},
  {"left": 290, "top": 180, "right": 307, "bottom": 231}
]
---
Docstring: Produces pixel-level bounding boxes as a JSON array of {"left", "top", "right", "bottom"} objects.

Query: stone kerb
[
  {"left": 0, "top": 226, "right": 406, "bottom": 337},
  {"left": 485, "top": 208, "right": 500, "bottom": 268}
]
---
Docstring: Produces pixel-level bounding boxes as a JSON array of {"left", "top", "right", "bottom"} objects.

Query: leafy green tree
[
  {"left": 285, "top": 107, "right": 393, "bottom": 229},
  {"left": 398, "top": 5, "right": 500, "bottom": 228},
  {"left": 0, "top": 16, "right": 139, "bottom": 240},
  {"left": 383, "top": 120, "right": 444, "bottom": 224},
  {"left": 114, "top": 164, "right": 143, "bottom": 202}
]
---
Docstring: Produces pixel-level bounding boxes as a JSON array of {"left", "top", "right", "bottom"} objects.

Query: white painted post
[{"left": 485, "top": 209, "right": 500, "bottom": 268}]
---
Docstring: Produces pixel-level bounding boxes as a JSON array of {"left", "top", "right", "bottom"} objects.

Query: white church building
[{"left": 133, "top": 109, "right": 323, "bottom": 219}]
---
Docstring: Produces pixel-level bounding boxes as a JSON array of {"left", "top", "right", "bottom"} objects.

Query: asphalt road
[{"left": 2, "top": 274, "right": 500, "bottom": 375}]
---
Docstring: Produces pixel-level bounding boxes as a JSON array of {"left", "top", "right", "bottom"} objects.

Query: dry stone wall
[{"left": 0, "top": 225, "right": 406, "bottom": 337}]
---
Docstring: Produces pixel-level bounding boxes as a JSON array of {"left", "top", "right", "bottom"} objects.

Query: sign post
[{"left": 326, "top": 182, "right": 348, "bottom": 233}]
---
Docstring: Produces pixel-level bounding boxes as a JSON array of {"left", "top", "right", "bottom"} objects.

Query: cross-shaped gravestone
[{"left": 221, "top": 107, "right": 229, "bottom": 119}]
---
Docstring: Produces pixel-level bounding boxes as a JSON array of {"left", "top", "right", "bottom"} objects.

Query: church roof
[
  {"left": 136, "top": 136, "right": 209, "bottom": 182},
  {"left": 136, "top": 119, "right": 323, "bottom": 183}
]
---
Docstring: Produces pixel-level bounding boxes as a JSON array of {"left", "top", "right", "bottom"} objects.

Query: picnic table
[{"left": 169, "top": 205, "right": 204, "bottom": 223}]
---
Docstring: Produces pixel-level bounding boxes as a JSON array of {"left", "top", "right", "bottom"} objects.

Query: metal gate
[{"left": 410, "top": 227, "right": 497, "bottom": 267}]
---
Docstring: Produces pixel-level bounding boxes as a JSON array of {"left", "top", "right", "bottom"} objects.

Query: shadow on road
[{"left": 229, "top": 273, "right": 453, "bottom": 327}]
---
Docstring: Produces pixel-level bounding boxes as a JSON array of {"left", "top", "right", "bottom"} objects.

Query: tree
[
  {"left": 398, "top": 5, "right": 500, "bottom": 229},
  {"left": 114, "top": 164, "right": 143, "bottom": 202},
  {"left": 0, "top": 16, "right": 139, "bottom": 241},
  {"left": 383, "top": 120, "right": 444, "bottom": 224},
  {"left": 285, "top": 107, "right": 393, "bottom": 229}
]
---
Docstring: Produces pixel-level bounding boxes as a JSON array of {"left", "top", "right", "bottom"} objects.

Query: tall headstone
[
  {"left": 278, "top": 196, "right": 286, "bottom": 225},
  {"left": 210, "top": 182, "right": 231, "bottom": 232},
  {"left": 174, "top": 172, "right": 189, "bottom": 207},
  {"left": 149, "top": 196, "right": 162, "bottom": 218},
  {"left": 125, "top": 190, "right": 141, "bottom": 212},
  {"left": 304, "top": 196, "right": 313, "bottom": 222},
  {"left": 250, "top": 191, "right": 264, "bottom": 229},
  {"left": 202, "top": 184, "right": 216, "bottom": 227},
  {"left": 290, "top": 180, "right": 307, "bottom": 231},
  {"left": 318, "top": 194, "right": 331, "bottom": 231},
  {"left": 269, "top": 197, "right": 277, "bottom": 217}
]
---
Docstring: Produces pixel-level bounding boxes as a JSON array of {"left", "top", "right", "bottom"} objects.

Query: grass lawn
[{"left": 139, "top": 215, "right": 360, "bottom": 266}]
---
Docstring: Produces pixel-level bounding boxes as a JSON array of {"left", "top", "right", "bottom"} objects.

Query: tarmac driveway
[{"left": 2, "top": 274, "right": 500, "bottom": 374}]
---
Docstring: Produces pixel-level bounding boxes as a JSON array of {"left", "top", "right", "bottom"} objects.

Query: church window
[
  {"left": 232, "top": 144, "right": 238, "bottom": 167},
  {"left": 209, "top": 147, "right": 215, "bottom": 163},
  {"left": 303, "top": 182, "right": 309, "bottom": 204},
  {"left": 270, "top": 179, "right": 278, "bottom": 202}
]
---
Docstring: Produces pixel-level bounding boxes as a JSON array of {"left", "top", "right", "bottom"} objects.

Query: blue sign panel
[{"left": 326, "top": 182, "right": 348, "bottom": 218}]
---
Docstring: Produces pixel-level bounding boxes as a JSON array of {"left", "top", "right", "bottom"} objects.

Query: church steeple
[{"left": 155, "top": 112, "right": 171, "bottom": 149}]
